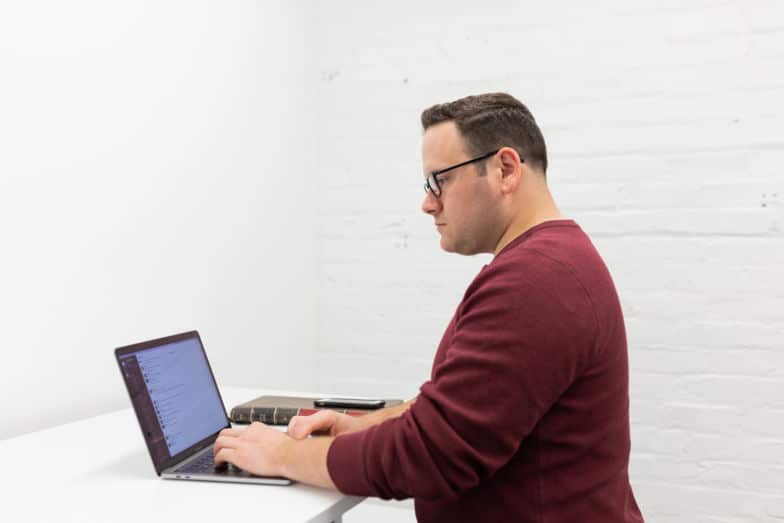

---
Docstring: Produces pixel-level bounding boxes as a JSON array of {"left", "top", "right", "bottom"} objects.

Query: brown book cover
[{"left": 229, "top": 395, "right": 404, "bottom": 425}]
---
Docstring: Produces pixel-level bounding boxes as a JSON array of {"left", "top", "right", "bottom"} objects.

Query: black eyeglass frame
[{"left": 424, "top": 148, "right": 524, "bottom": 196}]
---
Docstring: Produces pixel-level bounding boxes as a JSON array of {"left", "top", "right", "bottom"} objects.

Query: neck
[{"left": 493, "top": 189, "right": 564, "bottom": 256}]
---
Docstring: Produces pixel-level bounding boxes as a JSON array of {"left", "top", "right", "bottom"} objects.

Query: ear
[{"left": 498, "top": 147, "right": 523, "bottom": 195}]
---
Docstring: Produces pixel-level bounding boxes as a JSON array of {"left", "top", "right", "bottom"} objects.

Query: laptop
[{"left": 115, "top": 330, "right": 293, "bottom": 485}]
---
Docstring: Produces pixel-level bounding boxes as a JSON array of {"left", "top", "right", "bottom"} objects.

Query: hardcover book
[{"left": 229, "top": 395, "right": 404, "bottom": 425}]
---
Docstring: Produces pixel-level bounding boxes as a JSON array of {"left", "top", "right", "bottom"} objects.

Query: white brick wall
[{"left": 310, "top": 1, "right": 784, "bottom": 521}]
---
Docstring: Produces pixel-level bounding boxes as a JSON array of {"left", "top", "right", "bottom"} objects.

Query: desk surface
[{"left": 1, "top": 387, "right": 363, "bottom": 523}]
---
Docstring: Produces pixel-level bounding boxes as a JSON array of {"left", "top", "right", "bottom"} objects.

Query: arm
[
  {"left": 279, "top": 434, "right": 336, "bottom": 489},
  {"left": 281, "top": 399, "right": 418, "bottom": 487},
  {"left": 326, "top": 254, "right": 597, "bottom": 500},
  {"left": 213, "top": 423, "right": 338, "bottom": 490},
  {"left": 212, "top": 399, "right": 417, "bottom": 490},
  {"left": 287, "top": 398, "right": 416, "bottom": 439},
  {"left": 349, "top": 398, "right": 416, "bottom": 432}
]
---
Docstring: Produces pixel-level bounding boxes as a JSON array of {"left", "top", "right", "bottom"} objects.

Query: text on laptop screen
[{"left": 120, "top": 337, "right": 227, "bottom": 457}]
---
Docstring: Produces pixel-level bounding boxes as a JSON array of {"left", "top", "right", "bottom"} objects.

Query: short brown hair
[{"left": 421, "top": 92, "right": 548, "bottom": 175}]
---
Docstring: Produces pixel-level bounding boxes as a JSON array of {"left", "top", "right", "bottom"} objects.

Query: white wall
[
  {"left": 0, "top": 1, "right": 316, "bottom": 439},
  {"left": 311, "top": 1, "right": 784, "bottom": 521},
  {"left": 3, "top": 2, "right": 784, "bottom": 522}
]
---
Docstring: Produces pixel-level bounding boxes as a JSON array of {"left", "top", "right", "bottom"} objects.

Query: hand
[
  {"left": 287, "top": 409, "right": 362, "bottom": 439},
  {"left": 213, "top": 422, "right": 291, "bottom": 477}
]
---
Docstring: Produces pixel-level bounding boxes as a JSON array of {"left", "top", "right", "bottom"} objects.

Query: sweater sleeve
[{"left": 327, "top": 251, "right": 597, "bottom": 501}]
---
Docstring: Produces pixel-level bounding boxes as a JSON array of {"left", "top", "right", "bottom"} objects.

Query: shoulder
[
  {"left": 468, "top": 246, "right": 582, "bottom": 298},
  {"left": 460, "top": 246, "right": 596, "bottom": 330}
]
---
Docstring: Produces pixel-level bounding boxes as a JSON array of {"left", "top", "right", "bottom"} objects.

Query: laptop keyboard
[
  {"left": 169, "top": 448, "right": 288, "bottom": 481},
  {"left": 174, "top": 450, "right": 215, "bottom": 473},
  {"left": 174, "top": 450, "right": 241, "bottom": 474}
]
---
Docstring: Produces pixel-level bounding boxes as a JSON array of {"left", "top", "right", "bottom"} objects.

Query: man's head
[
  {"left": 421, "top": 92, "right": 548, "bottom": 176},
  {"left": 420, "top": 93, "right": 553, "bottom": 255}
]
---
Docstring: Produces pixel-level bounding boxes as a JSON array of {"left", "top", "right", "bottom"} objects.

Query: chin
[
  {"left": 441, "top": 238, "right": 475, "bottom": 255},
  {"left": 439, "top": 236, "right": 457, "bottom": 253},
  {"left": 442, "top": 238, "right": 484, "bottom": 256}
]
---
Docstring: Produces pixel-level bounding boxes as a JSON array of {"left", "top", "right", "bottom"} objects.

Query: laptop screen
[{"left": 116, "top": 331, "right": 230, "bottom": 474}]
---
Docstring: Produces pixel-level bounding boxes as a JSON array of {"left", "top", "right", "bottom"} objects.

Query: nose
[{"left": 421, "top": 190, "right": 441, "bottom": 216}]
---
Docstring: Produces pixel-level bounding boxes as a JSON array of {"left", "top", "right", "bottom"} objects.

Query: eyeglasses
[{"left": 424, "top": 149, "right": 520, "bottom": 197}]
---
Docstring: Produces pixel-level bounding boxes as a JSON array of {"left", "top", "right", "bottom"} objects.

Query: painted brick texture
[{"left": 310, "top": 1, "right": 784, "bottom": 521}]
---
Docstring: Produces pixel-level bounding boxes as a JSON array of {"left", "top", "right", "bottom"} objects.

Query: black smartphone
[{"left": 314, "top": 397, "right": 386, "bottom": 409}]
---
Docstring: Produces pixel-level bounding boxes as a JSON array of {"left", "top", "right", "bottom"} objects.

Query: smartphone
[{"left": 314, "top": 397, "right": 386, "bottom": 409}]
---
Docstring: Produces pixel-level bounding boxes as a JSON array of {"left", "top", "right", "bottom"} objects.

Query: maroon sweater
[{"left": 327, "top": 220, "right": 643, "bottom": 522}]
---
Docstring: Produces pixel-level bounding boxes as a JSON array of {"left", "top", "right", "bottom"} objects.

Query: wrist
[
  {"left": 349, "top": 414, "right": 371, "bottom": 433},
  {"left": 276, "top": 435, "right": 338, "bottom": 490},
  {"left": 276, "top": 436, "right": 296, "bottom": 478}
]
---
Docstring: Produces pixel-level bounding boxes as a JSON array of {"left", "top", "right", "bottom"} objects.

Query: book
[{"left": 229, "top": 395, "right": 404, "bottom": 425}]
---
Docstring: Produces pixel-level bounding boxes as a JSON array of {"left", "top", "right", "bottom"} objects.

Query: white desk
[{"left": 1, "top": 387, "right": 364, "bottom": 523}]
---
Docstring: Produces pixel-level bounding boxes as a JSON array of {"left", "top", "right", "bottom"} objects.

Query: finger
[
  {"left": 219, "top": 427, "right": 244, "bottom": 437},
  {"left": 287, "top": 415, "right": 314, "bottom": 439},
  {"left": 213, "top": 435, "right": 240, "bottom": 455},
  {"left": 288, "top": 410, "right": 334, "bottom": 439},
  {"left": 286, "top": 417, "right": 322, "bottom": 439},
  {"left": 213, "top": 448, "right": 238, "bottom": 468},
  {"left": 286, "top": 416, "right": 302, "bottom": 437}
]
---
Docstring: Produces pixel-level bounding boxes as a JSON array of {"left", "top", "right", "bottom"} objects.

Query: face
[{"left": 421, "top": 122, "right": 503, "bottom": 255}]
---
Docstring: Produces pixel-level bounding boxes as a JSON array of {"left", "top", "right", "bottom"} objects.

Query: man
[{"left": 214, "top": 93, "right": 644, "bottom": 522}]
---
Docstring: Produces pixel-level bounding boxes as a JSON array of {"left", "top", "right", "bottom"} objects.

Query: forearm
[
  {"left": 273, "top": 398, "right": 416, "bottom": 490},
  {"left": 279, "top": 435, "right": 338, "bottom": 490},
  {"left": 351, "top": 398, "right": 416, "bottom": 432}
]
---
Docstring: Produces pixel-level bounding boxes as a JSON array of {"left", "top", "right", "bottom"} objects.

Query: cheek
[{"left": 466, "top": 191, "right": 499, "bottom": 232}]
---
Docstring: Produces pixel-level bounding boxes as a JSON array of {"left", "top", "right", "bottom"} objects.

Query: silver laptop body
[{"left": 115, "top": 330, "right": 292, "bottom": 486}]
